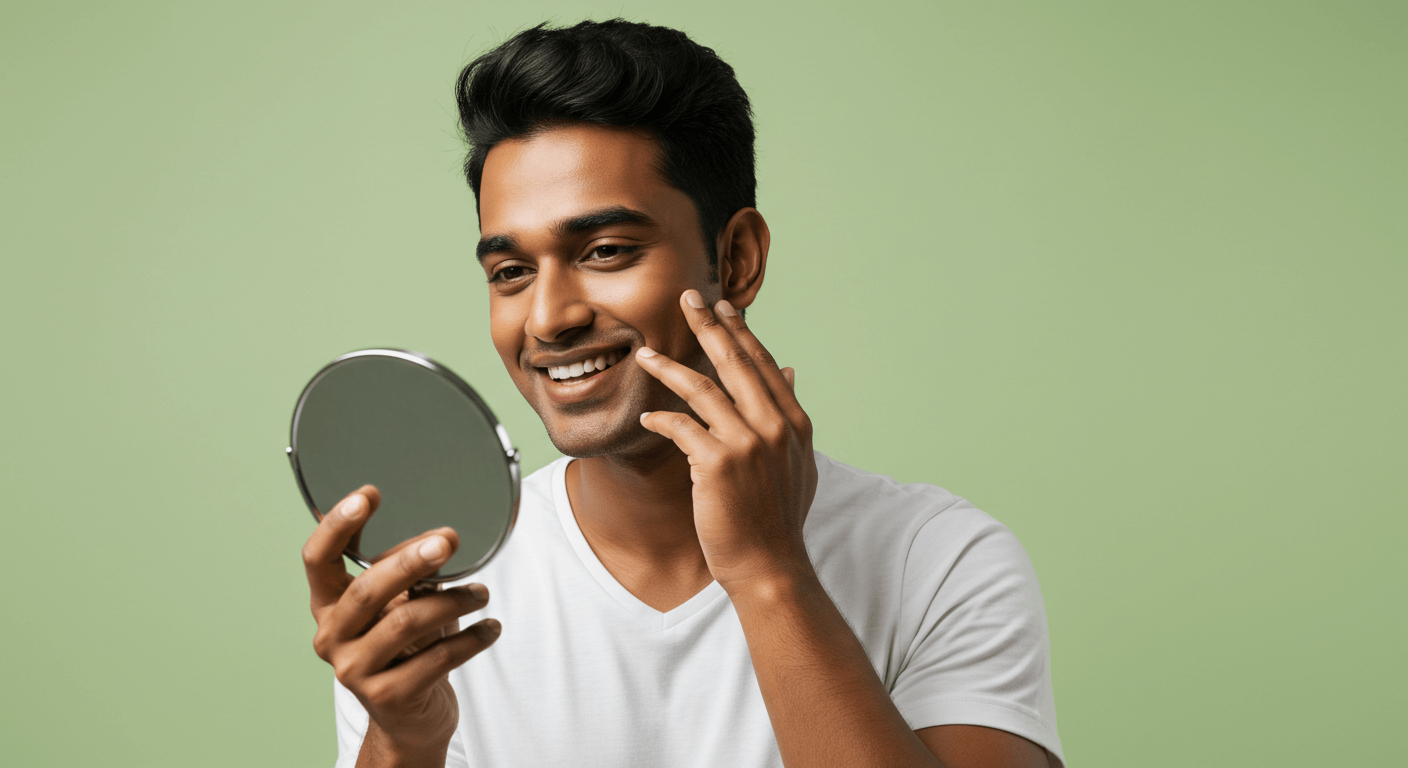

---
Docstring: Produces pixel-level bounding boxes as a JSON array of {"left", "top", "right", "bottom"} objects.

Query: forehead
[{"left": 478, "top": 124, "right": 692, "bottom": 236}]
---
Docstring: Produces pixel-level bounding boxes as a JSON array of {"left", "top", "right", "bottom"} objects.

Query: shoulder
[
  {"left": 805, "top": 451, "right": 1011, "bottom": 570},
  {"left": 806, "top": 455, "right": 1061, "bottom": 759},
  {"left": 804, "top": 451, "right": 1045, "bottom": 645}
]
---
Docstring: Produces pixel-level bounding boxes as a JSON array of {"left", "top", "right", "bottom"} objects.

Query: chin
[
  {"left": 534, "top": 390, "right": 682, "bottom": 461},
  {"left": 529, "top": 386, "right": 641, "bottom": 458},
  {"left": 542, "top": 419, "right": 664, "bottom": 459}
]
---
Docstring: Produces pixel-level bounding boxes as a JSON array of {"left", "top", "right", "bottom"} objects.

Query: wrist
[
  {"left": 359, "top": 720, "right": 452, "bottom": 768},
  {"left": 721, "top": 561, "right": 822, "bottom": 611}
]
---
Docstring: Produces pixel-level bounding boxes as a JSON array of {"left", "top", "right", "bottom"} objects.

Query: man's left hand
[{"left": 635, "top": 289, "right": 818, "bottom": 592}]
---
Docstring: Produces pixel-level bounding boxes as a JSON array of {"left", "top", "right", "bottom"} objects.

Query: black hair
[{"left": 455, "top": 19, "right": 756, "bottom": 272}]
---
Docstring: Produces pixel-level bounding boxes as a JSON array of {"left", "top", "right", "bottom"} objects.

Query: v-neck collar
[{"left": 550, "top": 458, "right": 727, "bottom": 630}]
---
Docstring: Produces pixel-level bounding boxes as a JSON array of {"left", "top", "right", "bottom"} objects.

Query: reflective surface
[{"left": 289, "top": 350, "right": 519, "bottom": 581}]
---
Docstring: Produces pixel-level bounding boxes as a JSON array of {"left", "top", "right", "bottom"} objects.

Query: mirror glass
[{"left": 288, "top": 349, "right": 520, "bottom": 582}]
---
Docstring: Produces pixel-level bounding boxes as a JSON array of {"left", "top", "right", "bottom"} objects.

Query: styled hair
[{"left": 455, "top": 19, "right": 756, "bottom": 270}]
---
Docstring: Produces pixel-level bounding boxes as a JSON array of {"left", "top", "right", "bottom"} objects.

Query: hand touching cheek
[{"left": 636, "top": 290, "right": 818, "bottom": 591}]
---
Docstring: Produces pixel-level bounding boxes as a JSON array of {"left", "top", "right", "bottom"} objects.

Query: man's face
[{"left": 477, "top": 124, "right": 718, "bottom": 458}]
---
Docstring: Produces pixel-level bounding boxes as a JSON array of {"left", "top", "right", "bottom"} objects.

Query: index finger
[
  {"left": 301, "top": 485, "right": 381, "bottom": 612},
  {"left": 679, "top": 290, "right": 776, "bottom": 425},
  {"left": 711, "top": 300, "right": 811, "bottom": 435}
]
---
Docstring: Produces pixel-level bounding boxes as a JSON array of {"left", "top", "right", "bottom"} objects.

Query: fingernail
[
  {"left": 340, "top": 495, "right": 365, "bottom": 521},
  {"left": 468, "top": 583, "right": 488, "bottom": 600},
  {"left": 639, "top": 411, "right": 652, "bottom": 424},
  {"left": 637, "top": 346, "right": 657, "bottom": 358},
  {"left": 419, "top": 536, "right": 448, "bottom": 561},
  {"left": 684, "top": 290, "right": 705, "bottom": 309},
  {"left": 717, "top": 300, "right": 737, "bottom": 317}
]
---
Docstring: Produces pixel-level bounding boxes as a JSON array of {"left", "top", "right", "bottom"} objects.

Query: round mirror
[{"left": 287, "top": 349, "right": 520, "bottom": 582}]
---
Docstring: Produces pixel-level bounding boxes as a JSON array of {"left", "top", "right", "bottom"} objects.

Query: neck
[{"left": 564, "top": 442, "right": 713, "bottom": 610}]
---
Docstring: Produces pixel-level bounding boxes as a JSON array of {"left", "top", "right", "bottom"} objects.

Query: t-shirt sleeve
[
  {"left": 332, "top": 678, "right": 472, "bottom": 768},
  {"left": 333, "top": 678, "right": 368, "bottom": 768},
  {"left": 889, "top": 501, "right": 1064, "bottom": 766}
]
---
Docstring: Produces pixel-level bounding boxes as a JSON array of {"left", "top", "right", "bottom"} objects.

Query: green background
[{"left": 2, "top": 1, "right": 1403, "bottom": 765}]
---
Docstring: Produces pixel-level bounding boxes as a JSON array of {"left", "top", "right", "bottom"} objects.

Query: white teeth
[{"left": 547, "top": 351, "right": 622, "bottom": 381}]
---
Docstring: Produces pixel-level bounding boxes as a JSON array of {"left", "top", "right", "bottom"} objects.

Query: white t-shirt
[{"left": 334, "top": 451, "right": 1064, "bottom": 767}]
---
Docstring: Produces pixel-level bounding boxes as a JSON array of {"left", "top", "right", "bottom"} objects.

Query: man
[{"left": 302, "top": 19, "right": 1063, "bottom": 768}]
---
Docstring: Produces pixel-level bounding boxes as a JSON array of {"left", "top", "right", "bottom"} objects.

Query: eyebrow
[{"left": 476, "top": 206, "right": 657, "bottom": 263}]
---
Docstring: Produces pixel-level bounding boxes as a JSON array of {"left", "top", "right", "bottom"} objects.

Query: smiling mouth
[{"left": 539, "top": 346, "right": 631, "bottom": 384}]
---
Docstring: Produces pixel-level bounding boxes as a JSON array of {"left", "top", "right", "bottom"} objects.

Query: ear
[{"left": 715, "top": 207, "right": 770, "bottom": 311}]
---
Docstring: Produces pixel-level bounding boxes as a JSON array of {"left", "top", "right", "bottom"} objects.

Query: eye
[
  {"left": 488, "top": 265, "right": 529, "bottom": 284},
  {"left": 586, "top": 244, "right": 637, "bottom": 261}
]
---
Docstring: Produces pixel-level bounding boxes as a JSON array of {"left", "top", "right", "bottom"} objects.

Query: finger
[
  {"left": 679, "top": 290, "right": 777, "bottom": 425},
  {"left": 398, "top": 583, "right": 483, "bottom": 656},
  {"left": 639, "top": 409, "right": 725, "bottom": 461},
  {"left": 363, "top": 527, "right": 457, "bottom": 566},
  {"left": 781, "top": 367, "right": 795, "bottom": 391},
  {"left": 352, "top": 584, "right": 490, "bottom": 675},
  {"left": 379, "top": 591, "right": 438, "bottom": 657},
  {"left": 712, "top": 300, "right": 811, "bottom": 436},
  {"left": 369, "top": 591, "right": 446, "bottom": 655},
  {"left": 326, "top": 529, "right": 460, "bottom": 642},
  {"left": 635, "top": 346, "right": 750, "bottom": 436},
  {"left": 367, "top": 619, "right": 502, "bottom": 697},
  {"left": 303, "top": 485, "right": 382, "bottom": 612}
]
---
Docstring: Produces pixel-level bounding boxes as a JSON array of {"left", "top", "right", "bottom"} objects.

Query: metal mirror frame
[{"left": 287, "top": 348, "right": 521, "bottom": 583}]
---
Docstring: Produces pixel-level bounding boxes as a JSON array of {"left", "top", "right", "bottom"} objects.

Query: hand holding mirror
[{"left": 287, "top": 349, "right": 520, "bottom": 583}]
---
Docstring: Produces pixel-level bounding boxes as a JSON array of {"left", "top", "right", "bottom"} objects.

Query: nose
[{"left": 525, "top": 261, "right": 593, "bottom": 343}]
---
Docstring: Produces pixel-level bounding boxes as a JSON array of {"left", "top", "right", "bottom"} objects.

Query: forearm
[
  {"left": 729, "top": 569, "right": 943, "bottom": 768},
  {"left": 354, "top": 721, "right": 450, "bottom": 768}
]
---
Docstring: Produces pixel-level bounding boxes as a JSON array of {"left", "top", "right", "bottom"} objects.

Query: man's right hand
[{"left": 302, "top": 486, "right": 501, "bottom": 767}]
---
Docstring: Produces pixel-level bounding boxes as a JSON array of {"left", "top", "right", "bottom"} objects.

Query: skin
[{"left": 301, "top": 123, "right": 1055, "bottom": 767}]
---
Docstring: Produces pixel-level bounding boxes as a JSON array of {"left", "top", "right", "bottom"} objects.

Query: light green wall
[{"left": 2, "top": 2, "right": 1403, "bottom": 765}]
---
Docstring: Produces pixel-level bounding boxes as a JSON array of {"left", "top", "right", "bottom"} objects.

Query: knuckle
[
  {"left": 724, "top": 346, "right": 753, "bottom": 368},
  {"left": 398, "top": 547, "right": 427, "bottom": 577},
  {"left": 359, "top": 677, "right": 393, "bottom": 708},
  {"left": 342, "top": 578, "right": 376, "bottom": 612},
  {"left": 311, "top": 628, "right": 334, "bottom": 662},
  {"left": 686, "top": 375, "right": 718, "bottom": 397},
  {"left": 796, "top": 415, "right": 815, "bottom": 441},
  {"left": 425, "top": 639, "right": 455, "bottom": 669},
  {"left": 759, "top": 420, "right": 789, "bottom": 445},
  {"left": 385, "top": 605, "right": 417, "bottom": 637},
  {"left": 701, "top": 445, "right": 729, "bottom": 466},
  {"left": 331, "top": 655, "right": 358, "bottom": 684},
  {"left": 737, "top": 432, "right": 765, "bottom": 457},
  {"left": 300, "top": 542, "right": 321, "bottom": 567},
  {"left": 697, "top": 313, "right": 722, "bottom": 330},
  {"left": 750, "top": 347, "right": 777, "bottom": 368},
  {"left": 669, "top": 413, "right": 696, "bottom": 431}
]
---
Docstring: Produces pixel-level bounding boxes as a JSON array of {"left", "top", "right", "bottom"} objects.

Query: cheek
[
  {"left": 621, "top": 293, "right": 688, "bottom": 351},
  {"left": 646, "top": 299, "right": 706, "bottom": 364},
  {"left": 597, "top": 271, "right": 694, "bottom": 341},
  {"left": 488, "top": 304, "right": 524, "bottom": 369}
]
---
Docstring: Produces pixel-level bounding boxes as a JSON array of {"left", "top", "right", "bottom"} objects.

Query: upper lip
[{"left": 527, "top": 344, "right": 631, "bottom": 369}]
